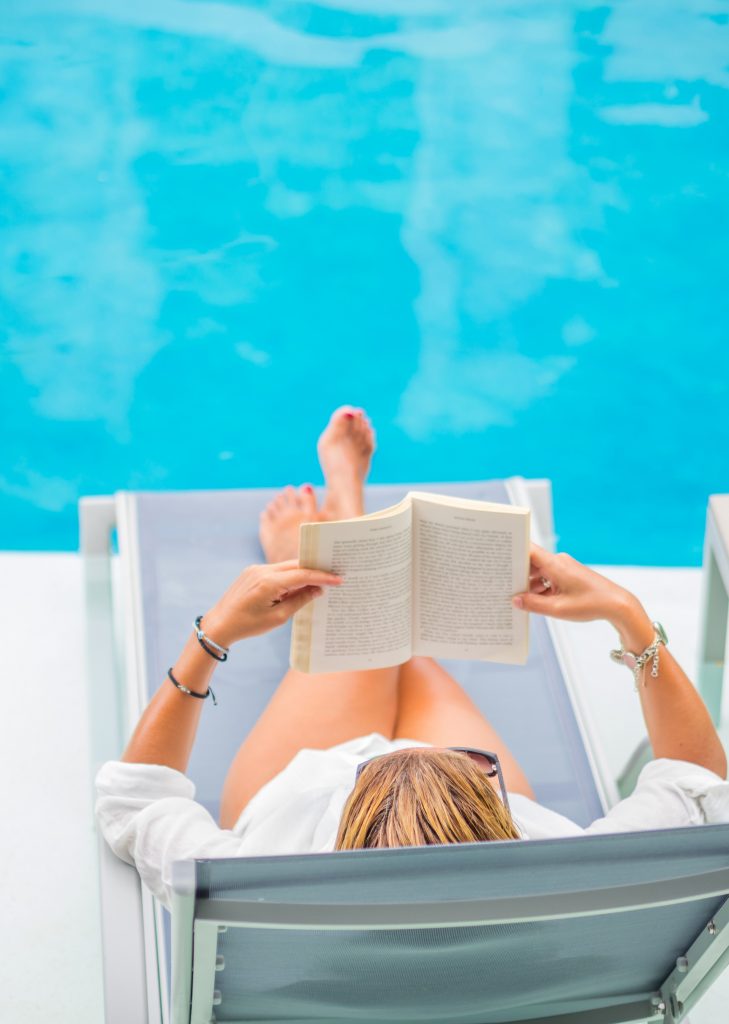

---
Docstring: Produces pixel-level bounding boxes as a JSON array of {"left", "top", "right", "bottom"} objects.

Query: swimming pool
[{"left": 2, "top": 1, "right": 728, "bottom": 562}]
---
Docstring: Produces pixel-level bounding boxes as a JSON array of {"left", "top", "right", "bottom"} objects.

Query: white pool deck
[{"left": 2, "top": 552, "right": 728, "bottom": 1023}]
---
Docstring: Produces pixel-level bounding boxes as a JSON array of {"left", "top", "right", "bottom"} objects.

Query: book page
[
  {"left": 290, "top": 499, "right": 413, "bottom": 673},
  {"left": 410, "top": 493, "right": 530, "bottom": 664}
]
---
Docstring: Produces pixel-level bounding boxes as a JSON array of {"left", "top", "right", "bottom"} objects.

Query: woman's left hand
[
  {"left": 200, "top": 560, "right": 342, "bottom": 647},
  {"left": 513, "top": 543, "right": 641, "bottom": 629}
]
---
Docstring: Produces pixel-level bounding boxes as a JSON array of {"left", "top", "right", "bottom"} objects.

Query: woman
[{"left": 96, "top": 407, "right": 729, "bottom": 909}]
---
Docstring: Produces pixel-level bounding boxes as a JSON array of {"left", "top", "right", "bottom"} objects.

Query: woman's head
[{"left": 335, "top": 748, "right": 521, "bottom": 850}]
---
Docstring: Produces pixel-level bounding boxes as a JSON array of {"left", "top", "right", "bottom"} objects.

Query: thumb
[{"left": 512, "top": 591, "right": 555, "bottom": 615}]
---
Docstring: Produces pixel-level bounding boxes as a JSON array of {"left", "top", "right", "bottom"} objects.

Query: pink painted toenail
[
  {"left": 304, "top": 485, "right": 314, "bottom": 493},
  {"left": 344, "top": 412, "right": 355, "bottom": 419}
]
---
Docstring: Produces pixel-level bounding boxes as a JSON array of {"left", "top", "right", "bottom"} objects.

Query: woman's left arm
[
  {"left": 514, "top": 544, "right": 727, "bottom": 779},
  {"left": 121, "top": 560, "right": 342, "bottom": 770}
]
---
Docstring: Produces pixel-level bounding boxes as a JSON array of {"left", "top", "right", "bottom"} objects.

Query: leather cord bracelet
[
  {"left": 168, "top": 667, "right": 217, "bottom": 706},
  {"left": 193, "top": 615, "right": 229, "bottom": 662}
]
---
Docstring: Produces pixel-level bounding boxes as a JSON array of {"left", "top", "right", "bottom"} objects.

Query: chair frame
[
  {"left": 82, "top": 481, "right": 728, "bottom": 1024},
  {"left": 698, "top": 496, "right": 729, "bottom": 727}
]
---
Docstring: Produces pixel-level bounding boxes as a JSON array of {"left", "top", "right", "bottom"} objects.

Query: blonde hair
[{"left": 335, "top": 748, "right": 521, "bottom": 850}]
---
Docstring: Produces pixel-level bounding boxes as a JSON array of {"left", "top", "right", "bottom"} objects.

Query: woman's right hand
[
  {"left": 200, "top": 560, "right": 342, "bottom": 648},
  {"left": 512, "top": 543, "right": 646, "bottom": 633}
]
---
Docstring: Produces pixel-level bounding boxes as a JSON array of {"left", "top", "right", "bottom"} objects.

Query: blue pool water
[{"left": 2, "top": 1, "right": 728, "bottom": 562}]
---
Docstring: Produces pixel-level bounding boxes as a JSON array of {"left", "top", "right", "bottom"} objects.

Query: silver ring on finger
[{"left": 540, "top": 576, "right": 552, "bottom": 590}]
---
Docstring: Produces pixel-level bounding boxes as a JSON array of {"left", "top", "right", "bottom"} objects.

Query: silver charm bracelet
[
  {"left": 609, "top": 621, "right": 668, "bottom": 692},
  {"left": 193, "top": 615, "right": 230, "bottom": 662}
]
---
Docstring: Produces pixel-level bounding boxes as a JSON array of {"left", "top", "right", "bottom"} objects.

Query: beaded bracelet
[
  {"left": 168, "top": 667, "right": 217, "bottom": 706},
  {"left": 193, "top": 615, "right": 229, "bottom": 662}
]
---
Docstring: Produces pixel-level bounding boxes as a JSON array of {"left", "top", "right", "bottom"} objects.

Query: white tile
[{"left": 0, "top": 554, "right": 104, "bottom": 1022}]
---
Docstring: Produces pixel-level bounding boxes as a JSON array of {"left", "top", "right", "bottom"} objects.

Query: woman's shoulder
[
  {"left": 585, "top": 757, "right": 729, "bottom": 835},
  {"left": 95, "top": 758, "right": 196, "bottom": 797},
  {"left": 635, "top": 757, "right": 727, "bottom": 787}
]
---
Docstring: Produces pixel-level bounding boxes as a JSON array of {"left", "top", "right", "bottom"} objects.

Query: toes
[
  {"left": 261, "top": 485, "right": 317, "bottom": 524},
  {"left": 264, "top": 488, "right": 295, "bottom": 518},
  {"left": 352, "top": 412, "right": 375, "bottom": 451},
  {"left": 318, "top": 405, "right": 376, "bottom": 463},
  {"left": 342, "top": 406, "right": 371, "bottom": 436},
  {"left": 299, "top": 484, "right": 318, "bottom": 517},
  {"left": 329, "top": 405, "right": 358, "bottom": 431}
]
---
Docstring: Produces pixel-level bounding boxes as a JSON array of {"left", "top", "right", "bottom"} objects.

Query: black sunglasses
[{"left": 355, "top": 746, "right": 511, "bottom": 815}]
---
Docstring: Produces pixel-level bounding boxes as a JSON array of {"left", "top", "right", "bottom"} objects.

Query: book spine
[{"left": 290, "top": 524, "right": 319, "bottom": 672}]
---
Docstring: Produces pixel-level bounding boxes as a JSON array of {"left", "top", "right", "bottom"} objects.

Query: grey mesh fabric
[
  {"left": 199, "top": 825, "right": 729, "bottom": 1023},
  {"left": 132, "top": 482, "right": 603, "bottom": 826}
]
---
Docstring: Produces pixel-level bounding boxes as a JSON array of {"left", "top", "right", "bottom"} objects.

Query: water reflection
[
  {"left": 1, "top": 1, "right": 727, "bottom": 558},
  {"left": 397, "top": 6, "right": 597, "bottom": 438}
]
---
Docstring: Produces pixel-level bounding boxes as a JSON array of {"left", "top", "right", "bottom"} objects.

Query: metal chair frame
[{"left": 81, "top": 485, "right": 729, "bottom": 1024}]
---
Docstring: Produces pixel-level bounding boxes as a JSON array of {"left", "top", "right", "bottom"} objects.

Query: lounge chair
[{"left": 80, "top": 480, "right": 729, "bottom": 1024}]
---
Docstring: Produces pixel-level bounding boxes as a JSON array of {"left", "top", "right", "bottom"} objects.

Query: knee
[
  {"left": 398, "top": 656, "right": 440, "bottom": 693},
  {"left": 403, "top": 656, "right": 432, "bottom": 672},
  {"left": 398, "top": 656, "right": 423, "bottom": 682}
]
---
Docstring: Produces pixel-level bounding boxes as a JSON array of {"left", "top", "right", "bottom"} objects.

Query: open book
[{"left": 291, "top": 491, "right": 530, "bottom": 673}]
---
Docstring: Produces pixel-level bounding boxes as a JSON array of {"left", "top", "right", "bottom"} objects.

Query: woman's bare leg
[
  {"left": 219, "top": 664, "right": 399, "bottom": 827},
  {"left": 394, "top": 656, "right": 536, "bottom": 799},
  {"left": 220, "top": 406, "right": 385, "bottom": 828}
]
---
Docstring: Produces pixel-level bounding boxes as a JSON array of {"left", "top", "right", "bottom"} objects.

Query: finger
[
  {"left": 528, "top": 543, "right": 554, "bottom": 571},
  {"left": 512, "top": 591, "right": 563, "bottom": 616},
  {"left": 274, "top": 566, "right": 343, "bottom": 588},
  {"left": 275, "top": 585, "right": 323, "bottom": 618}
]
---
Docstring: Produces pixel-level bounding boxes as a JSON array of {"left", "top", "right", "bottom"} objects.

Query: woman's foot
[
  {"left": 259, "top": 485, "right": 318, "bottom": 563},
  {"left": 317, "top": 406, "right": 375, "bottom": 521}
]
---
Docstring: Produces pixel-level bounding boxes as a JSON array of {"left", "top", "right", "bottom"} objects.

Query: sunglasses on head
[{"left": 354, "top": 746, "right": 511, "bottom": 815}]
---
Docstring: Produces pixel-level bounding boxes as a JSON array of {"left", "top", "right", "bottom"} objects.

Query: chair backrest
[{"left": 171, "top": 824, "right": 729, "bottom": 1024}]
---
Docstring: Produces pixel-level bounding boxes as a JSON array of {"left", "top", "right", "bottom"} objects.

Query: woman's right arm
[{"left": 513, "top": 545, "right": 727, "bottom": 779}]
